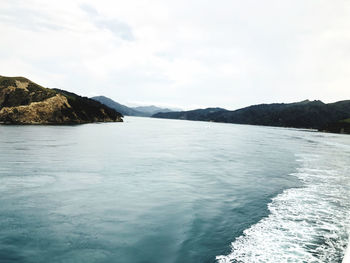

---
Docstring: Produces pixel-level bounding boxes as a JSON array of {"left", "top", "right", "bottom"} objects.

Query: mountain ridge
[
  {"left": 153, "top": 100, "right": 350, "bottom": 133},
  {"left": 92, "top": 96, "right": 147, "bottom": 116},
  {"left": 132, "top": 105, "right": 175, "bottom": 116},
  {"left": 92, "top": 96, "right": 176, "bottom": 117}
]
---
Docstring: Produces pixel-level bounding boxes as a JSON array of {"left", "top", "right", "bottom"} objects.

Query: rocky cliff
[{"left": 0, "top": 76, "right": 123, "bottom": 124}]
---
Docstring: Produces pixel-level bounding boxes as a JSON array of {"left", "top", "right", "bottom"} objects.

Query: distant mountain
[
  {"left": 153, "top": 100, "right": 350, "bottom": 133},
  {"left": 132, "top": 105, "right": 175, "bottom": 116},
  {"left": 92, "top": 96, "right": 147, "bottom": 117},
  {"left": 0, "top": 76, "right": 123, "bottom": 124},
  {"left": 92, "top": 96, "right": 176, "bottom": 117}
]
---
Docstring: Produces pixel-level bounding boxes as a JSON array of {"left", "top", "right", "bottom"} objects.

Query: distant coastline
[
  {"left": 1, "top": 74, "right": 349, "bottom": 133},
  {"left": 152, "top": 100, "right": 350, "bottom": 134}
]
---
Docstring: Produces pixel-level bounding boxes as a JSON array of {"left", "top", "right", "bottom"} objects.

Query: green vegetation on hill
[
  {"left": 340, "top": 118, "right": 350, "bottom": 123},
  {"left": 54, "top": 89, "right": 124, "bottom": 123},
  {"left": 153, "top": 100, "right": 350, "bottom": 133},
  {"left": 153, "top": 107, "right": 227, "bottom": 121},
  {"left": 321, "top": 118, "right": 350, "bottom": 134}
]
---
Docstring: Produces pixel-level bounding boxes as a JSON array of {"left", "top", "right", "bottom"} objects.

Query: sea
[{"left": 0, "top": 116, "right": 349, "bottom": 263}]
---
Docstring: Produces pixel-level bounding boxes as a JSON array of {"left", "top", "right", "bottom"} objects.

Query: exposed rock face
[{"left": 0, "top": 76, "right": 123, "bottom": 124}]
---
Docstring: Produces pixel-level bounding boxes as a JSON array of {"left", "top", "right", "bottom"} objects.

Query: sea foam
[{"left": 217, "top": 153, "right": 350, "bottom": 263}]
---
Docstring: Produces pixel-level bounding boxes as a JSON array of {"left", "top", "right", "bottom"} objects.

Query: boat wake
[{"left": 217, "top": 152, "right": 350, "bottom": 263}]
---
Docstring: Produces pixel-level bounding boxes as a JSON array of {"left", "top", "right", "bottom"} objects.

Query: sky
[{"left": 1, "top": 0, "right": 350, "bottom": 110}]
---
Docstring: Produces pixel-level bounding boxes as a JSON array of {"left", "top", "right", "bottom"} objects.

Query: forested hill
[{"left": 153, "top": 100, "right": 350, "bottom": 132}]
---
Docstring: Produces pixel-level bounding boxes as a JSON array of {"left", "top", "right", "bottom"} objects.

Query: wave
[{"left": 216, "top": 152, "right": 350, "bottom": 263}]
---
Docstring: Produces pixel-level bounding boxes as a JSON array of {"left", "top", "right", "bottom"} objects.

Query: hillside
[
  {"left": 153, "top": 100, "right": 350, "bottom": 132},
  {"left": 320, "top": 118, "right": 350, "bottom": 134},
  {"left": 0, "top": 76, "right": 123, "bottom": 124},
  {"left": 153, "top": 107, "right": 228, "bottom": 121},
  {"left": 92, "top": 96, "right": 147, "bottom": 116}
]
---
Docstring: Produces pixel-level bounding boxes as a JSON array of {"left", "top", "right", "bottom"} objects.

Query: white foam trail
[{"left": 217, "top": 152, "right": 350, "bottom": 263}]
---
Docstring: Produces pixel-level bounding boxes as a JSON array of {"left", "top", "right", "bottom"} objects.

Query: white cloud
[{"left": 1, "top": 0, "right": 350, "bottom": 110}]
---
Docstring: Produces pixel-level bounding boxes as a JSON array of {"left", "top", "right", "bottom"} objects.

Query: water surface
[{"left": 0, "top": 117, "right": 349, "bottom": 263}]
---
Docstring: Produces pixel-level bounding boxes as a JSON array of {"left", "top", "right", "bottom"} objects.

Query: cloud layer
[{"left": 1, "top": 0, "right": 350, "bottom": 109}]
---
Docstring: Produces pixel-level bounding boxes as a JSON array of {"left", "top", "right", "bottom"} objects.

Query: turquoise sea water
[{"left": 0, "top": 117, "right": 350, "bottom": 263}]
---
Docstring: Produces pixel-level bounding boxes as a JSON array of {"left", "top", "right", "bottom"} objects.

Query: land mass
[
  {"left": 0, "top": 76, "right": 123, "bottom": 124},
  {"left": 132, "top": 105, "right": 176, "bottom": 116},
  {"left": 321, "top": 118, "right": 350, "bottom": 134},
  {"left": 153, "top": 100, "right": 350, "bottom": 134},
  {"left": 92, "top": 96, "right": 176, "bottom": 117},
  {"left": 2, "top": 75, "right": 349, "bottom": 133},
  {"left": 91, "top": 96, "right": 147, "bottom": 116}
]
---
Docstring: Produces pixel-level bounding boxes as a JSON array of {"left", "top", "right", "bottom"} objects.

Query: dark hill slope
[
  {"left": 0, "top": 76, "right": 123, "bottom": 124},
  {"left": 321, "top": 118, "right": 350, "bottom": 134},
  {"left": 153, "top": 107, "right": 228, "bottom": 121},
  {"left": 153, "top": 100, "right": 350, "bottom": 130}
]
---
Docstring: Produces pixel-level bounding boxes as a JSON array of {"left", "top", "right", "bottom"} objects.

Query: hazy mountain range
[{"left": 91, "top": 96, "right": 176, "bottom": 117}]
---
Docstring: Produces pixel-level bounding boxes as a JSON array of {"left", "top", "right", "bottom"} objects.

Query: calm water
[{"left": 0, "top": 117, "right": 350, "bottom": 263}]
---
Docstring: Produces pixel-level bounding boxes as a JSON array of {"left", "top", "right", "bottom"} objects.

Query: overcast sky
[{"left": 1, "top": 0, "right": 350, "bottom": 110}]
